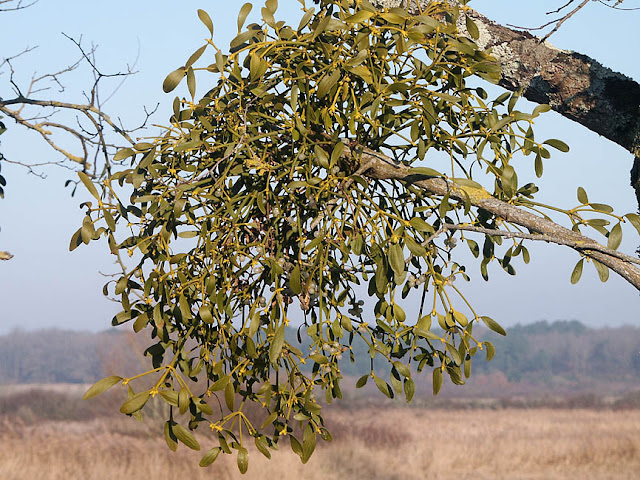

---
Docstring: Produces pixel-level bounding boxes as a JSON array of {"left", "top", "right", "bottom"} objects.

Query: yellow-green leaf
[
  {"left": 269, "top": 324, "right": 285, "bottom": 364},
  {"left": 78, "top": 171, "right": 100, "bottom": 200},
  {"left": 120, "top": 391, "right": 150, "bottom": 414},
  {"left": 237, "top": 446, "right": 249, "bottom": 474},
  {"left": 543, "top": 138, "right": 570, "bottom": 152},
  {"left": 237, "top": 3, "right": 253, "bottom": 32},
  {"left": 197, "top": 9, "right": 214, "bottom": 36},
  {"left": 83, "top": 375, "right": 122, "bottom": 400},
  {"left": 163, "top": 67, "right": 186, "bottom": 93},
  {"left": 481, "top": 316, "right": 506, "bottom": 336},
  {"left": 608, "top": 223, "right": 623, "bottom": 250},
  {"left": 570, "top": 258, "right": 584, "bottom": 284},
  {"left": 200, "top": 447, "right": 221, "bottom": 467},
  {"left": 173, "top": 423, "right": 201, "bottom": 451},
  {"left": 433, "top": 368, "right": 443, "bottom": 395}
]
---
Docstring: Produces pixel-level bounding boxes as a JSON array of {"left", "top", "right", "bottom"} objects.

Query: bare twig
[
  {"left": 0, "top": 0, "right": 38, "bottom": 12},
  {"left": 0, "top": 34, "right": 153, "bottom": 178}
]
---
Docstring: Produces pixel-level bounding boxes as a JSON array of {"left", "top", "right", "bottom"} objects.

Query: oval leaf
[
  {"left": 481, "top": 316, "right": 506, "bottom": 336},
  {"left": 570, "top": 258, "right": 584, "bottom": 284},
  {"left": 173, "top": 423, "right": 201, "bottom": 451},
  {"left": 163, "top": 67, "right": 186, "bottom": 93},
  {"left": 83, "top": 375, "right": 122, "bottom": 400},
  {"left": 200, "top": 447, "right": 221, "bottom": 467},
  {"left": 120, "top": 391, "right": 150, "bottom": 414},
  {"left": 237, "top": 447, "right": 249, "bottom": 474},
  {"left": 197, "top": 9, "right": 214, "bottom": 36},
  {"left": 543, "top": 138, "right": 570, "bottom": 152},
  {"left": 608, "top": 223, "right": 623, "bottom": 250}
]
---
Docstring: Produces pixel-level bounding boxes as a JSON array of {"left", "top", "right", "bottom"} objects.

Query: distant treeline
[{"left": 1, "top": 321, "right": 639, "bottom": 391}]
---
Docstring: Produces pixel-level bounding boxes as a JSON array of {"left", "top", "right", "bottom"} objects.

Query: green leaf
[
  {"left": 409, "top": 217, "right": 432, "bottom": 232},
  {"left": 225, "top": 382, "right": 235, "bottom": 412},
  {"left": 571, "top": 258, "right": 584, "bottom": 284},
  {"left": 532, "top": 104, "right": 551, "bottom": 116},
  {"left": 301, "top": 425, "right": 317, "bottom": 463},
  {"left": 405, "top": 236, "right": 427, "bottom": 257},
  {"left": 255, "top": 436, "right": 271, "bottom": 459},
  {"left": 626, "top": 213, "right": 640, "bottom": 236},
  {"left": 133, "top": 312, "right": 149, "bottom": 333},
  {"left": 465, "top": 15, "right": 479, "bottom": 40},
  {"left": 120, "top": 391, "right": 150, "bottom": 414},
  {"left": 373, "top": 376, "right": 394, "bottom": 399},
  {"left": 543, "top": 138, "right": 570, "bottom": 152},
  {"left": 388, "top": 243, "right": 405, "bottom": 277},
  {"left": 501, "top": 164, "right": 518, "bottom": 197},
  {"left": 290, "top": 265, "right": 302, "bottom": 295},
  {"left": 269, "top": 324, "right": 285, "bottom": 364},
  {"left": 408, "top": 167, "right": 442, "bottom": 177},
  {"left": 237, "top": 446, "right": 249, "bottom": 474},
  {"left": 179, "top": 387, "right": 190, "bottom": 415},
  {"left": 199, "top": 305, "right": 214, "bottom": 324},
  {"left": 237, "top": 3, "right": 253, "bottom": 32},
  {"left": 345, "top": 10, "right": 374, "bottom": 24},
  {"left": 314, "top": 145, "right": 329, "bottom": 168},
  {"left": 164, "top": 421, "right": 178, "bottom": 451},
  {"left": 317, "top": 70, "right": 341, "bottom": 98},
  {"left": 481, "top": 316, "right": 506, "bottom": 336},
  {"left": 404, "top": 378, "right": 415, "bottom": 402},
  {"left": 210, "top": 374, "right": 229, "bottom": 392},
  {"left": 186, "top": 46, "right": 207, "bottom": 69},
  {"left": 393, "top": 361, "right": 411, "bottom": 378},
  {"left": 356, "top": 375, "right": 369, "bottom": 388},
  {"left": 485, "top": 341, "right": 496, "bottom": 361},
  {"left": 590, "top": 203, "right": 614, "bottom": 213},
  {"left": 432, "top": 368, "right": 443, "bottom": 395},
  {"left": 290, "top": 435, "right": 303, "bottom": 457},
  {"left": 173, "top": 423, "right": 201, "bottom": 451},
  {"left": 186, "top": 66, "right": 196, "bottom": 98},
  {"left": 200, "top": 447, "right": 221, "bottom": 467},
  {"left": 83, "top": 375, "right": 122, "bottom": 400},
  {"left": 78, "top": 171, "right": 100, "bottom": 200},
  {"left": 197, "top": 9, "right": 214, "bottom": 36},
  {"left": 113, "top": 147, "right": 136, "bottom": 161},
  {"left": 593, "top": 259, "right": 610, "bottom": 282},
  {"left": 608, "top": 223, "right": 623, "bottom": 250},
  {"left": 534, "top": 154, "right": 543, "bottom": 178},
  {"left": 163, "top": 67, "right": 186, "bottom": 93},
  {"left": 297, "top": 7, "right": 315, "bottom": 31},
  {"left": 577, "top": 186, "right": 589, "bottom": 204}
]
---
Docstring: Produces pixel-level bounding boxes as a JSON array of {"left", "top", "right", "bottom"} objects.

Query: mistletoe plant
[{"left": 76, "top": 0, "right": 640, "bottom": 472}]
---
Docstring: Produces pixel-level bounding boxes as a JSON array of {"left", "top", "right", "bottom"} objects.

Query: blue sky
[{"left": 0, "top": 0, "right": 639, "bottom": 334}]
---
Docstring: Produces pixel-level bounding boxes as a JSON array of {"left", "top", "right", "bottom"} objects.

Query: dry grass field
[{"left": 1, "top": 406, "right": 639, "bottom": 480}]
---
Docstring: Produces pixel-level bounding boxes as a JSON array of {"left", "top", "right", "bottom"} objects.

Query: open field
[{"left": 1, "top": 407, "right": 639, "bottom": 480}]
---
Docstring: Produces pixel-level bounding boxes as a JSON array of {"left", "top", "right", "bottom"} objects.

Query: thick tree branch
[{"left": 342, "top": 142, "right": 640, "bottom": 290}]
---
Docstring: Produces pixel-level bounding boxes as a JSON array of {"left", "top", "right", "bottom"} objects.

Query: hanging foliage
[{"left": 76, "top": 0, "right": 640, "bottom": 471}]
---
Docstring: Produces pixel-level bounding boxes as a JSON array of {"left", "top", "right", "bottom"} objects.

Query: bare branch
[
  {"left": 0, "top": 35, "right": 151, "bottom": 178},
  {"left": 0, "top": 0, "right": 38, "bottom": 12}
]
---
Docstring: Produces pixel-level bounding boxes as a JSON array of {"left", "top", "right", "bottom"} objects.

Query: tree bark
[{"left": 370, "top": 0, "right": 640, "bottom": 207}]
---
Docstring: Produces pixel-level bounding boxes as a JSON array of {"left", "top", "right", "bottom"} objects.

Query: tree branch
[
  {"left": 341, "top": 142, "right": 640, "bottom": 290},
  {"left": 370, "top": 1, "right": 640, "bottom": 207}
]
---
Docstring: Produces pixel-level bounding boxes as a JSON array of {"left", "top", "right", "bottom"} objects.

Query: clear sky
[{"left": 0, "top": 0, "right": 639, "bottom": 334}]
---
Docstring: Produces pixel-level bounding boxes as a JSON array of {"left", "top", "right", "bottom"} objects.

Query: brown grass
[{"left": 1, "top": 407, "right": 639, "bottom": 480}]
